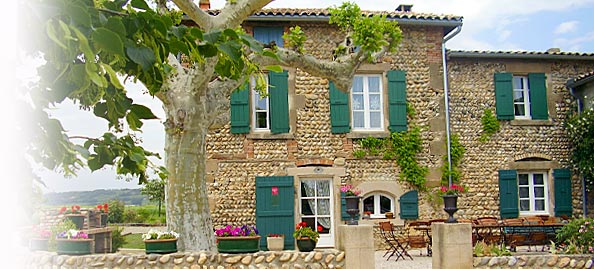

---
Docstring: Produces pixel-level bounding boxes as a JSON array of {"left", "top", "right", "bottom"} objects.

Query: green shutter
[
  {"left": 399, "top": 190, "right": 418, "bottom": 219},
  {"left": 340, "top": 192, "right": 359, "bottom": 221},
  {"left": 269, "top": 70, "right": 289, "bottom": 134},
  {"left": 528, "top": 73, "right": 548, "bottom": 120},
  {"left": 329, "top": 81, "right": 351, "bottom": 134},
  {"left": 553, "top": 169, "right": 572, "bottom": 218},
  {"left": 256, "top": 176, "right": 295, "bottom": 250},
  {"left": 494, "top": 73, "right": 514, "bottom": 120},
  {"left": 387, "top": 70, "right": 407, "bottom": 132},
  {"left": 230, "top": 83, "right": 250, "bottom": 134},
  {"left": 498, "top": 169, "right": 519, "bottom": 219}
]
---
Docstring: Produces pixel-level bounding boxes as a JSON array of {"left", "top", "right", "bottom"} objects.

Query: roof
[
  {"left": 198, "top": 8, "right": 463, "bottom": 35},
  {"left": 448, "top": 50, "right": 594, "bottom": 61},
  {"left": 566, "top": 71, "right": 594, "bottom": 88}
]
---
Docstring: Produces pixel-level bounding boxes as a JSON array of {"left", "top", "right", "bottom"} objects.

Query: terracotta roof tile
[{"left": 448, "top": 50, "right": 594, "bottom": 60}]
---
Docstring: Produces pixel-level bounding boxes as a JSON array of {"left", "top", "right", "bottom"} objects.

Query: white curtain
[{"left": 302, "top": 180, "right": 331, "bottom": 229}]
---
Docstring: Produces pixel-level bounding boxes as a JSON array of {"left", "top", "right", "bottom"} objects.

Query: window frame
[
  {"left": 350, "top": 74, "right": 385, "bottom": 131},
  {"left": 517, "top": 171, "right": 549, "bottom": 215},
  {"left": 251, "top": 75, "right": 270, "bottom": 132},
  {"left": 362, "top": 193, "right": 394, "bottom": 219},
  {"left": 513, "top": 75, "right": 531, "bottom": 120}
]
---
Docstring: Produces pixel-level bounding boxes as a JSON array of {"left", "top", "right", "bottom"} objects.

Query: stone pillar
[
  {"left": 432, "top": 223, "right": 472, "bottom": 269},
  {"left": 338, "top": 225, "right": 374, "bottom": 269}
]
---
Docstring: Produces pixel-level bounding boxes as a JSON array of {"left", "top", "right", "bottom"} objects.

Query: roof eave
[
  {"left": 567, "top": 75, "right": 594, "bottom": 88},
  {"left": 448, "top": 51, "right": 594, "bottom": 61}
]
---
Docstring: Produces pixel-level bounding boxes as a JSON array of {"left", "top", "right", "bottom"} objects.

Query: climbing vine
[
  {"left": 480, "top": 109, "right": 500, "bottom": 142},
  {"left": 353, "top": 126, "right": 428, "bottom": 190},
  {"left": 566, "top": 107, "right": 594, "bottom": 190},
  {"left": 440, "top": 133, "right": 465, "bottom": 185}
]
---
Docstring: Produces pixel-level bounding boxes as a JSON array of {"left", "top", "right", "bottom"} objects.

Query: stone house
[{"left": 198, "top": 3, "right": 594, "bottom": 249}]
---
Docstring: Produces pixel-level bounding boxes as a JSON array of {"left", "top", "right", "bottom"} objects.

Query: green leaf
[
  {"left": 131, "top": 0, "right": 150, "bottom": 11},
  {"left": 189, "top": 28, "right": 203, "bottom": 40},
  {"left": 126, "top": 45, "right": 156, "bottom": 70},
  {"left": 126, "top": 112, "right": 143, "bottom": 130},
  {"left": 223, "top": 28, "right": 239, "bottom": 40},
  {"left": 217, "top": 42, "right": 242, "bottom": 62},
  {"left": 101, "top": 63, "right": 124, "bottom": 89},
  {"left": 66, "top": 3, "right": 91, "bottom": 27},
  {"left": 92, "top": 27, "right": 125, "bottom": 56},
  {"left": 198, "top": 44, "right": 218, "bottom": 57},
  {"left": 262, "top": 50, "right": 280, "bottom": 61},
  {"left": 93, "top": 102, "right": 109, "bottom": 120},
  {"left": 265, "top": 65, "right": 283, "bottom": 73},
  {"left": 46, "top": 21, "right": 68, "bottom": 49},
  {"left": 130, "top": 104, "right": 158, "bottom": 119},
  {"left": 204, "top": 30, "right": 222, "bottom": 43},
  {"left": 73, "top": 145, "right": 90, "bottom": 158},
  {"left": 105, "top": 17, "right": 127, "bottom": 38}
]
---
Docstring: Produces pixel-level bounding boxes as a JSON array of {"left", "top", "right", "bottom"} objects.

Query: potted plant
[
  {"left": 142, "top": 229, "right": 179, "bottom": 254},
  {"left": 437, "top": 184, "right": 467, "bottom": 223},
  {"left": 59, "top": 205, "right": 85, "bottom": 229},
  {"left": 340, "top": 184, "right": 362, "bottom": 225},
  {"left": 215, "top": 225, "right": 260, "bottom": 253},
  {"left": 266, "top": 234, "right": 284, "bottom": 251},
  {"left": 96, "top": 203, "right": 109, "bottom": 227},
  {"left": 55, "top": 229, "right": 93, "bottom": 255},
  {"left": 293, "top": 222, "right": 321, "bottom": 252},
  {"left": 29, "top": 226, "right": 51, "bottom": 251}
]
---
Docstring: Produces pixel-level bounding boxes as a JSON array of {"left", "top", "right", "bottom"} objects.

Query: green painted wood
[
  {"left": 56, "top": 239, "right": 93, "bottom": 255},
  {"left": 553, "top": 169, "right": 572, "bottom": 218},
  {"left": 329, "top": 81, "right": 351, "bottom": 133},
  {"left": 528, "top": 73, "right": 549, "bottom": 120},
  {"left": 398, "top": 190, "right": 418, "bottom": 219},
  {"left": 256, "top": 176, "right": 295, "bottom": 250},
  {"left": 387, "top": 70, "right": 408, "bottom": 132},
  {"left": 494, "top": 73, "right": 514, "bottom": 120},
  {"left": 216, "top": 236, "right": 261, "bottom": 253},
  {"left": 230, "top": 83, "right": 250, "bottom": 134},
  {"left": 144, "top": 239, "right": 178, "bottom": 254},
  {"left": 269, "top": 70, "right": 289, "bottom": 134},
  {"left": 498, "top": 169, "right": 519, "bottom": 219}
]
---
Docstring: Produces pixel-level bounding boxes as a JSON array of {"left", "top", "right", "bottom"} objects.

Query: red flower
[
  {"left": 97, "top": 205, "right": 103, "bottom": 210},
  {"left": 317, "top": 225, "right": 323, "bottom": 232},
  {"left": 59, "top": 207, "right": 67, "bottom": 214},
  {"left": 103, "top": 203, "right": 109, "bottom": 213}
]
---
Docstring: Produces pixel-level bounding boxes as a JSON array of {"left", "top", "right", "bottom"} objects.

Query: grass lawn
[{"left": 122, "top": 233, "right": 145, "bottom": 249}]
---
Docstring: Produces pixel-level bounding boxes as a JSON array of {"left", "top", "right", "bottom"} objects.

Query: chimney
[
  {"left": 396, "top": 4, "right": 413, "bottom": 12},
  {"left": 546, "top": 48, "right": 561, "bottom": 53},
  {"left": 199, "top": 0, "right": 210, "bottom": 10}
]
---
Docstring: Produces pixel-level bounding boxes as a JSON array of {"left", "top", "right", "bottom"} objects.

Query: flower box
[
  {"left": 56, "top": 239, "right": 93, "bottom": 255},
  {"left": 266, "top": 235, "right": 284, "bottom": 251},
  {"left": 144, "top": 238, "right": 178, "bottom": 254},
  {"left": 216, "top": 236, "right": 261, "bottom": 253}
]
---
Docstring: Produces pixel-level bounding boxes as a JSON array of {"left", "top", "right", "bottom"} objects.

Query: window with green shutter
[
  {"left": 398, "top": 190, "right": 418, "bottom": 219},
  {"left": 528, "top": 73, "right": 548, "bottom": 120},
  {"left": 553, "top": 169, "right": 572, "bottom": 218},
  {"left": 329, "top": 81, "right": 351, "bottom": 134},
  {"left": 498, "top": 169, "right": 519, "bottom": 219},
  {"left": 269, "top": 70, "right": 289, "bottom": 134},
  {"left": 494, "top": 72, "right": 548, "bottom": 120},
  {"left": 387, "top": 70, "right": 407, "bottom": 132},
  {"left": 230, "top": 83, "right": 250, "bottom": 134},
  {"left": 494, "top": 73, "right": 514, "bottom": 120}
]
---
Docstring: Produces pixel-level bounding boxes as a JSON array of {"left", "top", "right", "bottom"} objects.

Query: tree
[
  {"left": 141, "top": 178, "right": 166, "bottom": 216},
  {"left": 21, "top": 0, "right": 401, "bottom": 251}
]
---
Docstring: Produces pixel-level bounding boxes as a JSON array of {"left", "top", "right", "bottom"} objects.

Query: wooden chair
[
  {"left": 406, "top": 221, "right": 429, "bottom": 256},
  {"left": 378, "top": 222, "right": 412, "bottom": 261},
  {"left": 475, "top": 217, "right": 501, "bottom": 245},
  {"left": 502, "top": 218, "right": 527, "bottom": 251}
]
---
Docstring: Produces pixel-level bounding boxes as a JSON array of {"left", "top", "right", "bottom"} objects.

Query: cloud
[
  {"left": 554, "top": 21, "right": 579, "bottom": 35},
  {"left": 553, "top": 31, "right": 594, "bottom": 52}
]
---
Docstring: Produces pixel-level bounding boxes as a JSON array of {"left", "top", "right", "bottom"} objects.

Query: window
[
  {"left": 351, "top": 75, "right": 384, "bottom": 130},
  {"left": 300, "top": 179, "right": 333, "bottom": 246},
  {"left": 494, "top": 73, "right": 548, "bottom": 120},
  {"left": 362, "top": 193, "right": 394, "bottom": 218},
  {"left": 252, "top": 76, "right": 270, "bottom": 131},
  {"left": 330, "top": 70, "right": 407, "bottom": 134},
  {"left": 513, "top": 76, "right": 531, "bottom": 119},
  {"left": 518, "top": 172, "right": 548, "bottom": 214}
]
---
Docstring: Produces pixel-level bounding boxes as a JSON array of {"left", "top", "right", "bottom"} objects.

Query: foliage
[
  {"left": 566, "top": 108, "right": 594, "bottom": 190},
  {"left": 110, "top": 226, "right": 126, "bottom": 252},
  {"left": 340, "top": 184, "right": 361, "bottom": 196},
  {"left": 123, "top": 205, "right": 167, "bottom": 224},
  {"left": 283, "top": 26, "right": 306, "bottom": 53},
  {"left": 437, "top": 184, "right": 467, "bottom": 196},
  {"left": 473, "top": 241, "right": 511, "bottom": 257},
  {"left": 441, "top": 134, "right": 465, "bottom": 185},
  {"left": 141, "top": 177, "right": 166, "bottom": 216},
  {"left": 57, "top": 229, "right": 89, "bottom": 239},
  {"left": 122, "top": 233, "right": 145, "bottom": 249},
  {"left": 352, "top": 150, "right": 366, "bottom": 158},
  {"left": 556, "top": 217, "right": 594, "bottom": 254},
  {"left": 215, "top": 225, "right": 259, "bottom": 237},
  {"left": 480, "top": 109, "right": 500, "bottom": 142},
  {"left": 388, "top": 126, "right": 428, "bottom": 190},
  {"left": 107, "top": 199, "right": 125, "bottom": 223},
  {"left": 59, "top": 205, "right": 81, "bottom": 215},
  {"left": 293, "top": 222, "right": 321, "bottom": 243},
  {"left": 142, "top": 229, "right": 179, "bottom": 240}
]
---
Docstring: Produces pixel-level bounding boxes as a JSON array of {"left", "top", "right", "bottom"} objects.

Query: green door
[{"left": 256, "top": 176, "right": 295, "bottom": 250}]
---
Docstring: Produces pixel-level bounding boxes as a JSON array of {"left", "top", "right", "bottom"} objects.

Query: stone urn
[{"left": 442, "top": 195, "right": 458, "bottom": 223}]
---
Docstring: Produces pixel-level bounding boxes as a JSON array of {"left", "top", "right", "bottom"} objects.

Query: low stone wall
[
  {"left": 27, "top": 250, "right": 345, "bottom": 269},
  {"left": 473, "top": 255, "right": 594, "bottom": 269}
]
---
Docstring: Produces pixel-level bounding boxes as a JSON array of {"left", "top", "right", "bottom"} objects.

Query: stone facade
[{"left": 473, "top": 254, "right": 594, "bottom": 269}]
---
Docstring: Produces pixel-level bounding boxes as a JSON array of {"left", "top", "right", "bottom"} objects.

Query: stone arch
[
  {"left": 513, "top": 153, "right": 552, "bottom": 162},
  {"left": 355, "top": 181, "right": 406, "bottom": 224}
]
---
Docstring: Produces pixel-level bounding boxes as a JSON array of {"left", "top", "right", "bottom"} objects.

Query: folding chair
[{"left": 378, "top": 221, "right": 412, "bottom": 261}]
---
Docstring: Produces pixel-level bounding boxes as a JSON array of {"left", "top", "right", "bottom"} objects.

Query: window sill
[
  {"left": 346, "top": 131, "right": 390, "bottom": 139},
  {"left": 510, "top": 119, "right": 553, "bottom": 126},
  {"left": 246, "top": 133, "right": 294, "bottom": 140}
]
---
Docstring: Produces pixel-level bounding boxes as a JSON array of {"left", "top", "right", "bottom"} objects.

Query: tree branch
[
  {"left": 171, "top": 0, "right": 215, "bottom": 30},
  {"left": 212, "top": 0, "right": 273, "bottom": 29}
]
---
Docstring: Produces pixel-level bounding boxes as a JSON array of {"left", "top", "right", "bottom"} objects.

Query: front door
[
  {"left": 256, "top": 176, "right": 295, "bottom": 250},
  {"left": 299, "top": 178, "right": 334, "bottom": 247}
]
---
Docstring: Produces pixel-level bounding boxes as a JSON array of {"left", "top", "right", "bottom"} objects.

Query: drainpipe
[
  {"left": 566, "top": 80, "right": 587, "bottom": 217},
  {"left": 442, "top": 25, "right": 462, "bottom": 188}
]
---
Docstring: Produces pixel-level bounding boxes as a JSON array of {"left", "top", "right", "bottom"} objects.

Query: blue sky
[{"left": 26, "top": 0, "right": 594, "bottom": 193}]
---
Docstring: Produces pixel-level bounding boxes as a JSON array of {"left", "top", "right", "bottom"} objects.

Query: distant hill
[{"left": 43, "top": 188, "right": 149, "bottom": 206}]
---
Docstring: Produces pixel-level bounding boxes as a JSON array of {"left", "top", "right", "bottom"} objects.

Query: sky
[{"left": 21, "top": 0, "right": 594, "bottom": 194}]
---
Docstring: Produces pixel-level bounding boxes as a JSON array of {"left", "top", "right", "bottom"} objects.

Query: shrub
[
  {"left": 107, "top": 199, "right": 125, "bottom": 223},
  {"left": 556, "top": 218, "right": 594, "bottom": 254},
  {"left": 111, "top": 226, "right": 126, "bottom": 252}
]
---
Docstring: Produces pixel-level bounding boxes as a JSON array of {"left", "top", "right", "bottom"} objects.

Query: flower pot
[
  {"left": 344, "top": 195, "right": 361, "bottom": 225},
  {"left": 29, "top": 238, "right": 49, "bottom": 251},
  {"left": 442, "top": 195, "right": 458, "bottom": 223},
  {"left": 296, "top": 238, "right": 316, "bottom": 252},
  {"left": 100, "top": 213, "right": 108, "bottom": 227},
  {"left": 144, "top": 238, "right": 178, "bottom": 254},
  {"left": 385, "top": 212, "right": 394, "bottom": 219},
  {"left": 266, "top": 235, "right": 284, "bottom": 251},
  {"left": 56, "top": 239, "right": 93, "bottom": 255},
  {"left": 216, "top": 236, "right": 261, "bottom": 253},
  {"left": 65, "top": 214, "right": 85, "bottom": 229}
]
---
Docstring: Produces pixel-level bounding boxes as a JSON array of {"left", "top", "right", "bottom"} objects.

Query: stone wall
[
  {"left": 27, "top": 250, "right": 346, "bottom": 269},
  {"left": 473, "top": 255, "right": 594, "bottom": 268}
]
